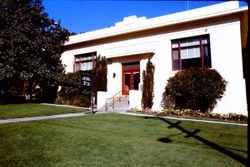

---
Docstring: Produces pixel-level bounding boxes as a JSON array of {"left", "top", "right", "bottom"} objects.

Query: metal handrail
[{"left": 105, "top": 90, "right": 122, "bottom": 111}]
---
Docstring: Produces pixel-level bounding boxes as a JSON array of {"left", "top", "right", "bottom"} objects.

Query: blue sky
[{"left": 42, "top": 0, "right": 247, "bottom": 34}]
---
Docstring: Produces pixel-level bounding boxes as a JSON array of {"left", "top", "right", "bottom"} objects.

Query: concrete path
[
  {"left": 0, "top": 103, "right": 247, "bottom": 126},
  {"left": 0, "top": 110, "right": 115, "bottom": 125},
  {"left": 121, "top": 112, "right": 248, "bottom": 127},
  {"left": 0, "top": 112, "right": 88, "bottom": 125},
  {"left": 41, "top": 103, "right": 89, "bottom": 110}
]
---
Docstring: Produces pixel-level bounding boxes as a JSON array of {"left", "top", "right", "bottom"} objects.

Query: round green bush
[{"left": 165, "top": 68, "right": 227, "bottom": 113}]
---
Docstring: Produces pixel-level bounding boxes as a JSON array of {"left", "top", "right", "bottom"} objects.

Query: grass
[
  {"left": 0, "top": 104, "right": 87, "bottom": 119},
  {"left": 0, "top": 112, "right": 247, "bottom": 167}
]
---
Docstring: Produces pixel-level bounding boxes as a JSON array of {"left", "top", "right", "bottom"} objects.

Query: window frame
[
  {"left": 171, "top": 34, "right": 211, "bottom": 71},
  {"left": 74, "top": 52, "right": 97, "bottom": 72}
]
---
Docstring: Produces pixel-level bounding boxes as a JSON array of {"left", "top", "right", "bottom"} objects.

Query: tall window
[
  {"left": 74, "top": 52, "right": 96, "bottom": 72},
  {"left": 171, "top": 34, "right": 211, "bottom": 70}
]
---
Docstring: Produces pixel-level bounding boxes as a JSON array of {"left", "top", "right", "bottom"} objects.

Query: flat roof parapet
[
  {"left": 64, "top": 1, "right": 247, "bottom": 47},
  {"left": 115, "top": 15, "right": 147, "bottom": 27}
]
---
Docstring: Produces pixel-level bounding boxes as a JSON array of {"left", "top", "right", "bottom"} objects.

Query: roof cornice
[{"left": 64, "top": 2, "right": 248, "bottom": 47}]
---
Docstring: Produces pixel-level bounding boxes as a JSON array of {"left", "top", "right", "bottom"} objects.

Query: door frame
[{"left": 122, "top": 67, "right": 140, "bottom": 95}]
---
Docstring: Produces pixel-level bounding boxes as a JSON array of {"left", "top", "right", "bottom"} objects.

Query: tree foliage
[
  {"left": 142, "top": 59, "right": 155, "bottom": 109},
  {"left": 55, "top": 72, "right": 90, "bottom": 107},
  {"left": 165, "top": 68, "right": 227, "bottom": 113},
  {"left": 0, "top": 0, "right": 70, "bottom": 94},
  {"left": 93, "top": 55, "right": 107, "bottom": 92},
  {"left": 55, "top": 55, "right": 107, "bottom": 106}
]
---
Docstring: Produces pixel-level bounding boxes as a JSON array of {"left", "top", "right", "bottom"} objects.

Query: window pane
[
  {"left": 133, "top": 72, "right": 140, "bottom": 90},
  {"left": 82, "top": 56, "right": 92, "bottom": 61},
  {"left": 172, "top": 42, "right": 179, "bottom": 48},
  {"left": 181, "top": 47, "right": 200, "bottom": 59},
  {"left": 173, "top": 60, "right": 180, "bottom": 70},
  {"left": 75, "top": 62, "right": 80, "bottom": 71},
  {"left": 180, "top": 38, "right": 200, "bottom": 47},
  {"left": 203, "top": 45, "right": 211, "bottom": 68},
  {"left": 80, "top": 63, "right": 85, "bottom": 70},
  {"left": 204, "top": 45, "right": 208, "bottom": 57},
  {"left": 194, "top": 47, "right": 201, "bottom": 58},
  {"left": 81, "top": 61, "right": 93, "bottom": 71},
  {"left": 87, "top": 62, "right": 93, "bottom": 70},
  {"left": 172, "top": 49, "right": 180, "bottom": 70},
  {"left": 202, "top": 39, "right": 208, "bottom": 44},
  {"left": 182, "top": 58, "right": 201, "bottom": 69},
  {"left": 173, "top": 49, "right": 179, "bottom": 60},
  {"left": 76, "top": 57, "right": 83, "bottom": 62},
  {"left": 181, "top": 48, "right": 188, "bottom": 59},
  {"left": 125, "top": 73, "right": 131, "bottom": 89}
]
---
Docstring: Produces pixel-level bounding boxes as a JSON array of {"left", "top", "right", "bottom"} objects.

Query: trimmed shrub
[
  {"left": 55, "top": 55, "right": 107, "bottom": 106},
  {"left": 158, "top": 109, "right": 247, "bottom": 123},
  {"left": 56, "top": 72, "right": 91, "bottom": 107},
  {"left": 71, "top": 94, "right": 90, "bottom": 107},
  {"left": 142, "top": 60, "right": 155, "bottom": 109},
  {"left": 131, "top": 109, "right": 247, "bottom": 123},
  {"left": 93, "top": 55, "right": 107, "bottom": 104},
  {"left": 165, "top": 68, "right": 227, "bottom": 113},
  {"left": 94, "top": 55, "right": 107, "bottom": 92}
]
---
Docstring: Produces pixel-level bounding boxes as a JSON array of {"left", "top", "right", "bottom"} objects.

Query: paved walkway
[
  {"left": 0, "top": 103, "right": 247, "bottom": 126},
  {"left": 41, "top": 103, "right": 90, "bottom": 110},
  {"left": 0, "top": 112, "right": 88, "bottom": 125},
  {"left": 121, "top": 112, "right": 248, "bottom": 126}
]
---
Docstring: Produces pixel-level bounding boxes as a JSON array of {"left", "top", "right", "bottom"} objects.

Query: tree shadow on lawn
[{"left": 142, "top": 116, "right": 247, "bottom": 166}]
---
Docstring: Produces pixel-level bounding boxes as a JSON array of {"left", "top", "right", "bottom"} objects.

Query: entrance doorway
[{"left": 122, "top": 62, "right": 140, "bottom": 95}]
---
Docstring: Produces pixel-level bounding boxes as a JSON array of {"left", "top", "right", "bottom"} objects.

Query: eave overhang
[{"left": 107, "top": 52, "right": 154, "bottom": 63}]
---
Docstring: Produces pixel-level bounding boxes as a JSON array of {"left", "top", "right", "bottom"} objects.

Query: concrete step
[
  {"left": 104, "top": 95, "right": 130, "bottom": 112},
  {"left": 115, "top": 101, "right": 129, "bottom": 106},
  {"left": 115, "top": 102, "right": 129, "bottom": 106},
  {"left": 108, "top": 107, "right": 130, "bottom": 112}
]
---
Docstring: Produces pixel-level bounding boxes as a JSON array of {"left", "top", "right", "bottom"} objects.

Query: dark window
[
  {"left": 171, "top": 35, "right": 211, "bottom": 70},
  {"left": 133, "top": 72, "right": 140, "bottom": 90},
  {"left": 125, "top": 73, "right": 131, "bottom": 89},
  {"left": 74, "top": 52, "right": 96, "bottom": 72}
]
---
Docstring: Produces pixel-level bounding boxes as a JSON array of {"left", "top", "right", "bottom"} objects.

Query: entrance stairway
[{"left": 105, "top": 94, "right": 130, "bottom": 112}]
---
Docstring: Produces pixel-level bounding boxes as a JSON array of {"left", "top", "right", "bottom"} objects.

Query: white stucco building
[{"left": 61, "top": 2, "right": 248, "bottom": 115}]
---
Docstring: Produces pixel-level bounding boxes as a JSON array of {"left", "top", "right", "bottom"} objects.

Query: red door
[{"left": 122, "top": 69, "right": 140, "bottom": 95}]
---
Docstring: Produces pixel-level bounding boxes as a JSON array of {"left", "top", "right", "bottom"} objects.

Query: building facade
[{"left": 61, "top": 2, "right": 248, "bottom": 115}]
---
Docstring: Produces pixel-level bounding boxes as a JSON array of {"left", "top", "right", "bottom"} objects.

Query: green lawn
[
  {"left": 0, "top": 113, "right": 247, "bottom": 167},
  {"left": 0, "top": 104, "right": 87, "bottom": 119}
]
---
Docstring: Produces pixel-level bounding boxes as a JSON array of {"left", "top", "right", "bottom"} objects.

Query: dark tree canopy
[{"left": 0, "top": 0, "right": 70, "bottom": 89}]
